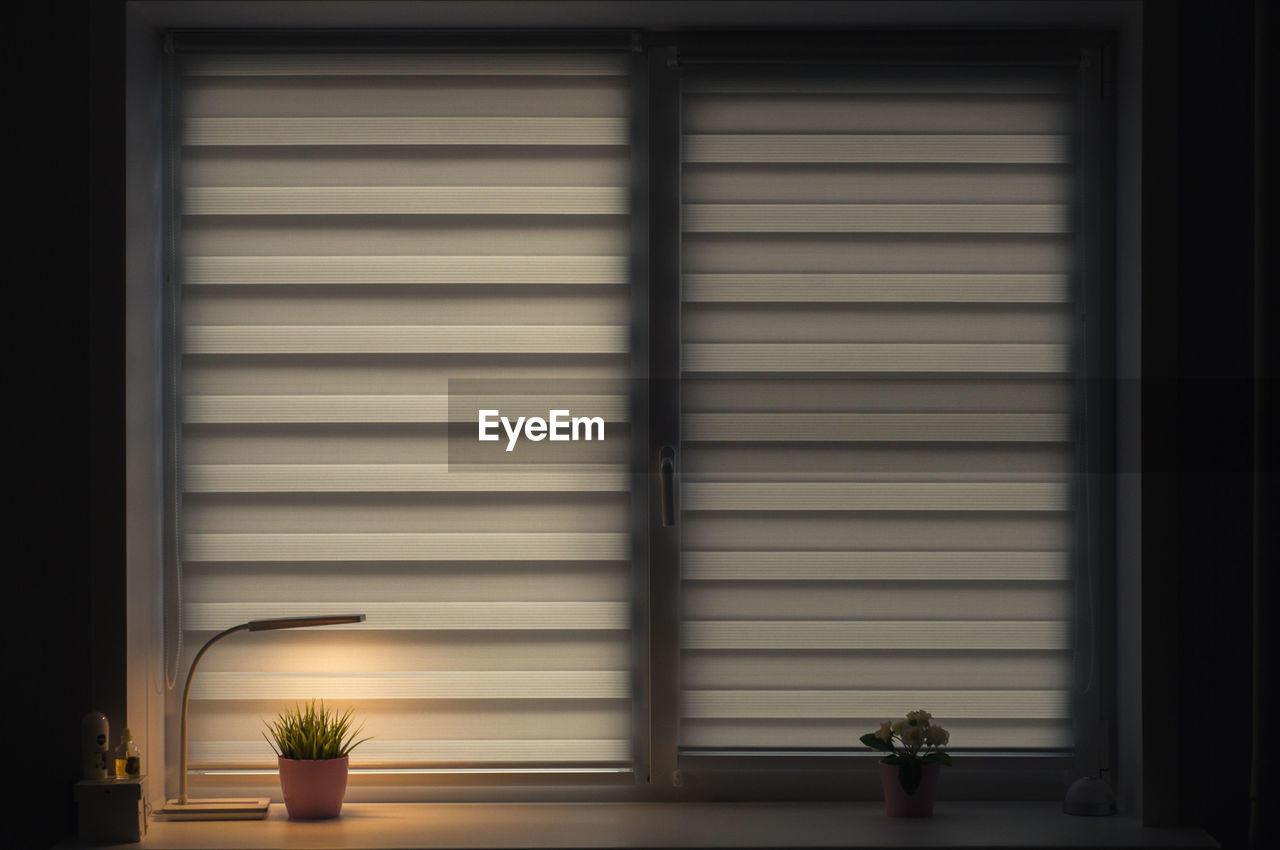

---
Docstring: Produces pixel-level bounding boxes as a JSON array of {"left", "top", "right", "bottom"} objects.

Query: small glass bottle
[{"left": 113, "top": 728, "right": 141, "bottom": 778}]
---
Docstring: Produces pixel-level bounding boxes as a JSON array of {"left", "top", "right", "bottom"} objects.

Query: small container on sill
[{"left": 74, "top": 776, "right": 147, "bottom": 843}]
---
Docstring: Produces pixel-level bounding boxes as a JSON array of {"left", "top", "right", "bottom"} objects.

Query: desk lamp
[{"left": 159, "top": 614, "right": 366, "bottom": 820}]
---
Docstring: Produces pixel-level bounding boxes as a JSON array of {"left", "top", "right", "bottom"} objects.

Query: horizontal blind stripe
[
  {"left": 683, "top": 413, "right": 1070, "bottom": 442},
  {"left": 682, "top": 171, "right": 1073, "bottom": 206},
  {"left": 680, "top": 721, "right": 1071, "bottom": 751},
  {"left": 184, "top": 54, "right": 630, "bottom": 77},
  {"left": 182, "top": 291, "right": 631, "bottom": 328},
  {"left": 186, "top": 577, "right": 630, "bottom": 610},
  {"left": 184, "top": 325, "right": 629, "bottom": 354},
  {"left": 184, "top": 394, "right": 630, "bottom": 424},
  {"left": 184, "top": 464, "right": 628, "bottom": 493},
  {"left": 185, "top": 255, "right": 629, "bottom": 285},
  {"left": 184, "top": 154, "right": 632, "bottom": 192},
  {"left": 184, "top": 117, "right": 628, "bottom": 146},
  {"left": 190, "top": 671, "right": 629, "bottom": 700},
  {"left": 684, "top": 100, "right": 1067, "bottom": 136},
  {"left": 684, "top": 585, "right": 1069, "bottom": 621},
  {"left": 184, "top": 532, "right": 629, "bottom": 562},
  {"left": 680, "top": 518, "right": 1074, "bottom": 552},
  {"left": 185, "top": 186, "right": 628, "bottom": 216},
  {"left": 190, "top": 739, "right": 631, "bottom": 766},
  {"left": 682, "top": 551, "right": 1070, "bottom": 581},
  {"left": 682, "top": 690, "right": 1069, "bottom": 719},
  {"left": 681, "top": 653, "right": 1073, "bottom": 690},
  {"left": 682, "top": 482, "right": 1070, "bottom": 512},
  {"left": 683, "top": 273, "right": 1070, "bottom": 303},
  {"left": 682, "top": 621, "right": 1070, "bottom": 650},
  {"left": 182, "top": 85, "right": 628, "bottom": 123},
  {"left": 678, "top": 459, "right": 1075, "bottom": 482},
  {"left": 185, "top": 602, "right": 630, "bottom": 631},
  {"left": 683, "top": 77, "right": 1071, "bottom": 95},
  {"left": 682, "top": 343, "right": 1071, "bottom": 373},
  {"left": 683, "top": 204, "right": 1069, "bottom": 233},
  {"left": 680, "top": 311, "right": 1074, "bottom": 346},
  {"left": 683, "top": 134, "right": 1069, "bottom": 163},
  {"left": 681, "top": 240, "right": 1076, "bottom": 275},
  {"left": 678, "top": 381, "right": 1075, "bottom": 413},
  {"left": 181, "top": 223, "right": 631, "bottom": 258}
]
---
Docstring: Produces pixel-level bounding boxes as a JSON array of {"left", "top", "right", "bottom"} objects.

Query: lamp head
[{"left": 247, "top": 614, "right": 366, "bottom": 631}]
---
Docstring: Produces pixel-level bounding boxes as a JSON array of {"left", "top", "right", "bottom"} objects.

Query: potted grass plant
[
  {"left": 860, "top": 710, "right": 952, "bottom": 818},
  {"left": 264, "top": 700, "right": 369, "bottom": 819}
]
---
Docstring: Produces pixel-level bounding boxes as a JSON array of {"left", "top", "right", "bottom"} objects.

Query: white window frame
[{"left": 125, "top": 0, "right": 1144, "bottom": 813}]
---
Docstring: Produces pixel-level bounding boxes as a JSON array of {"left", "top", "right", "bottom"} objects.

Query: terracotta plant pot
[
  {"left": 879, "top": 761, "right": 941, "bottom": 818},
  {"left": 278, "top": 756, "right": 349, "bottom": 819}
]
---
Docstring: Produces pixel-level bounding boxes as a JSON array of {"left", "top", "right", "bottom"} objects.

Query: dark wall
[
  {"left": 1250, "top": 1, "right": 1277, "bottom": 845},
  {"left": 1141, "top": 1, "right": 1269, "bottom": 847},
  {"left": 27, "top": 0, "right": 125, "bottom": 847},
  {"left": 58, "top": 1, "right": 1271, "bottom": 848}
]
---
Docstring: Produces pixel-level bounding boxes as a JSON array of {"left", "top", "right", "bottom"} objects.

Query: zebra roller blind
[
  {"left": 171, "top": 50, "right": 635, "bottom": 778},
  {"left": 678, "top": 66, "right": 1082, "bottom": 751}
]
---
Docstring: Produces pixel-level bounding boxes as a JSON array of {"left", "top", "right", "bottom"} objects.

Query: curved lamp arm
[{"left": 177, "top": 614, "right": 365, "bottom": 804}]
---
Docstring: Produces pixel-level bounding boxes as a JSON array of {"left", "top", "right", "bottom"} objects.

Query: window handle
[{"left": 659, "top": 446, "right": 676, "bottom": 527}]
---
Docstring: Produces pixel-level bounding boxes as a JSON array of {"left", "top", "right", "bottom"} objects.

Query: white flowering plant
[{"left": 859, "top": 709, "right": 953, "bottom": 795}]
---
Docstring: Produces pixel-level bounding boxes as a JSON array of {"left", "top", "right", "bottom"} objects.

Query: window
[{"left": 160, "top": 30, "right": 1114, "bottom": 803}]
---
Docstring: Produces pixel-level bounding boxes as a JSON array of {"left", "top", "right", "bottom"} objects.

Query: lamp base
[{"left": 158, "top": 797, "right": 271, "bottom": 820}]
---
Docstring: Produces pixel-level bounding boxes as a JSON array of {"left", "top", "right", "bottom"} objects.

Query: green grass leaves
[{"left": 263, "top": 699, "right": 370, "bottom": 761}]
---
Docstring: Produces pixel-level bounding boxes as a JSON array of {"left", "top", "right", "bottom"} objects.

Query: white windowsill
[{"left": 69, "top": 802, "right": 1216, "bottom": 849}]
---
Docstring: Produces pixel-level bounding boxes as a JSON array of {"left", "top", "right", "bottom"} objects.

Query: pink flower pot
[
  {"left": 879, "top": 761, "right": 941, "bottom": 818},
  {"left": 278, "top": 756, "right": 349, "bottom": 819}
]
